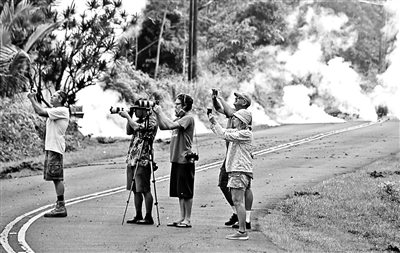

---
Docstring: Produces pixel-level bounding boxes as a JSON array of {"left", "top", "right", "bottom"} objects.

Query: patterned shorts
[
  {"left": 44, "top": 150, "right": 64, "bottom": 181},
  {"left": 227, "top": 172, "right": 251, "bottom": 190}
]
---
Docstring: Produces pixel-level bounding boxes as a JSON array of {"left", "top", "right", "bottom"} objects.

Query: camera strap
[{"left": 193, "top": 121, "right": 199, "bottom": 157}]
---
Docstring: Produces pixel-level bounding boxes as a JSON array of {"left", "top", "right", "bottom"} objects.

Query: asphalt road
[{"left": 1, "top": 119, "right": 399, "bottom": 253}]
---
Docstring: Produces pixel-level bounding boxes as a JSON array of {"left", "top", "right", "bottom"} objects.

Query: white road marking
[{"left": 0, "top": 120, "right": 385, "bottom": 253}]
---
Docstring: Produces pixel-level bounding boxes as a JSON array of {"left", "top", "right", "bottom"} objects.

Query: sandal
[{"left": 176, "top": 222, "right": 192, "bottom": 228}]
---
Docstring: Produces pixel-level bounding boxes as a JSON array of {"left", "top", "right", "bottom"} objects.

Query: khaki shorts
[
  {"left": 227, "top": 172, "right": 251, "bottom": 190},
  {"left": 44, "top": 150, "right": 64, "bottom": 181}
]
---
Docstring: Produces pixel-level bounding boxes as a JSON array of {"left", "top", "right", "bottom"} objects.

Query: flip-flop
[
  {"left": 176, "top": 222, "right": 192, "bottom": 228},
  {"left": 167, "top": 222, "right": 180, "bottom": 227}
]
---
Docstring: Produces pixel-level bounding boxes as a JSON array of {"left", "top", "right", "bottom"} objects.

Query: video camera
[{"left": 110, "top": 99, "right": 158, "bottom": 119}]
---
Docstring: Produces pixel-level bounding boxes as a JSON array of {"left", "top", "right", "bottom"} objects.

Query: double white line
[{"left": 0, "top": 120, "right": 384, "bottom": 253}]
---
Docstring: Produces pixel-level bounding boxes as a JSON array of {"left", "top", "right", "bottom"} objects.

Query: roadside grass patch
[
  {"left": 0, "top": 138, "right": 131, "bottom": 178},
  {"left": 261, "top": 153, "right": 400, "bottom": 252}
]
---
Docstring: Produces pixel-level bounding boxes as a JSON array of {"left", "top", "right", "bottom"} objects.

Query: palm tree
[{"left": 0, "top": 0, "right": 62, "bottom": 98}]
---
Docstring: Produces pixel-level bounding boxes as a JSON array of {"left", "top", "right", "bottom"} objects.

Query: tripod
[{"left": 121, "top": 110, "right": 161, "bottom": 226}]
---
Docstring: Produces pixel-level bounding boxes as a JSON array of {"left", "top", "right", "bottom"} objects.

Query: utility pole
[{"left": 188, "top": 0, "right": 198, "bottom": 81}]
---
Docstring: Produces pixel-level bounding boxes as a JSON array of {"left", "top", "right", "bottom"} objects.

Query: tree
[
  {"left": 316, "top": 0, "right": 386, "bottom": 77},
  {"left": 30, "top": 0, "right": 135, "bottom": 105},
  {"left": 235, "top": 0, "right": 287, "bottom": 47},
  {"left": 133, "top": 0, "right": 187, "bottom": 77},
  {"left": 0, "top": 0, "right": 61, "bottom": 98}
]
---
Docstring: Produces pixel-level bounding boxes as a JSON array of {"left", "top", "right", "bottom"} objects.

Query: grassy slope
[{"left": 261, "top": 152, "right": 400, "bottom": 252}]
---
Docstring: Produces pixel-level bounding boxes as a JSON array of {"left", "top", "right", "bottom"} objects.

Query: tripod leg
[
  {"left": 122, "top": 149, "right": 144, "bottom": 225},
  {"left": 149, "top": 157, "right": 161, "bottom": 226},
  {"left": 121, "top": 173, "right": 135, "bottom": 225}
]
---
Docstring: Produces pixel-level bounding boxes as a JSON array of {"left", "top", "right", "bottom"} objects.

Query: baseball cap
[
  {"left": 233, "top": 109, "right": 252, "bottom": 125},
  {"left": 234, "top": 92, "right": 252, "bottom": 107}
]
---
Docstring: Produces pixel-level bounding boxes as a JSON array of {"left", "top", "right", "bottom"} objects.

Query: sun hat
[{"left": 233, "top": 109, "right": 252, "bottom": 125}]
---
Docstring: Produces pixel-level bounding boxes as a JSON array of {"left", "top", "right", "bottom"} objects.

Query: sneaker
[
  {"left": 232, "top": 222, "right": 251, "bottom": 230},
  {"left": 224, "top": 213, "right": 238, "bottom": 226},
  {"left": 126, "top": 215, "right": 143, "bottom": 224},
  {"left": 226, "top": 231, "right": 249, "bottom": 240},
  {"left": 44, "top": 201, "right": 67, "bottom": 218},
  {"left": 136, "top": 216, "right": 154, "bottom": 225}
]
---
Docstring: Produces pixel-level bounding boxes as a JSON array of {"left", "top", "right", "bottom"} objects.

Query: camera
[
  {"left": 212, "top": 89, "right": 218, "bottom": 96},
  {"left": 110, "top": 99, "right": 159, "bottom": 118},
  {"left": 185, "top": 152, "right": 199, "bottom": 161}
]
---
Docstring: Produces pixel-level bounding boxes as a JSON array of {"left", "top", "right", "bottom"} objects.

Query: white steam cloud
[
  {"left": 245, "top": 2, "right": 400, "bottom": 125},
  {"left": 374, "top": 0, "right": 400, "bottom": 119},
  {"left": 73, "top": 0, "right": 399, "bottom": 136}
]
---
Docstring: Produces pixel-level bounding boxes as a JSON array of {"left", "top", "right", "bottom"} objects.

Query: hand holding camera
[
  {"left": 211, "top": 88, "right": 219, "bottom": 98},
  {"left": 27, "top": 89, "right": 37, "bottom": 100},
  {"left": 119, "top": 110, "right": 130, "bottom": 118},
  {"left": 152, "top": 104, "right": 162, "bottom": 114}
]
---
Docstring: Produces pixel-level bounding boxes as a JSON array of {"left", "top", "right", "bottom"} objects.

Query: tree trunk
[{"left": 154, "top": 7, "right": 168, "bottom": 79}]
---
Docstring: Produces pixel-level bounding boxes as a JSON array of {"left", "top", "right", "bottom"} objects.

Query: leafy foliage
[
  {"left": 31, "top": 0, "right": 134, "bottom": 105},
  {"left": 235, "top": 0, "right": 287, "bottom": 47},
  {"left": 316, "top": 0, "right": 386, "bottom": 76},
  {"left": 101, "top": 59, "right": 159, "bottom": 103}
]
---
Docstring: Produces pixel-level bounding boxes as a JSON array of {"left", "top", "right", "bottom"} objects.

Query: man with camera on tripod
[
  {"left": 152, "top": 93, "right": 196, "bottom": 228},
  {"left": 119, "top": 98, "right": 158, "bottom": 225}
]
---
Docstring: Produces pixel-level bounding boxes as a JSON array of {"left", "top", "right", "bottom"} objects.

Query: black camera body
[
  {"left": 185, "top": 152, "right": 199, "bottom": 161},
  {"left": 110, "top": 99, "right": 159, "bottom": 118}
]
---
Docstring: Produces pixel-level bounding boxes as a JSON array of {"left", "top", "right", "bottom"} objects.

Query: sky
[{"left": 57, "top": 0, "right": 399, "bottom": 137}]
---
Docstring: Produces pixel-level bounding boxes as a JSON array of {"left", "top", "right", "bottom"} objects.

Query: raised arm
[
  {"left": 218, "top": 97, "right": 235, "bottom": 117},
  {"left": 153, "top": 105, "right": 181, "bottom": 130},
  {"left": 27, "top": 92, "right": 48, "bottom": 117}
]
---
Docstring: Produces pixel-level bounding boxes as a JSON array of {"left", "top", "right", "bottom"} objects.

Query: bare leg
[
  {"left": 143, "top": 192, "right": 153, "bottom": 215},
  {"left": 54, "top": 180, "right": 64, "bottom": 197},
  {"left": 177, "top": 198, "right": 185, "bottom": 223},
  {"left": 244, "top": 188, "right": 253, "bottom": 210},
  {"left": 182, "top": 198, "right": 193, "bottom": 224},
  {"left": 220, "top": 186, "right": 234, "bottom": 206},
  {"left": 134, "top": 193, "right": 143, "bottom": 216},
  {"left": 231, "top": 188, "right": 246, "bottom": 232}
]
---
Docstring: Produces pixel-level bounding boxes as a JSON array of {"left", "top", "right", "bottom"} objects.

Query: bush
[{"left": 0, "top": 98, "right": 44, "bottom": 162}]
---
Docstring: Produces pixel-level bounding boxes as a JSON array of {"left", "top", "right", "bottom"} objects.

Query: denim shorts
[{"left": 44, "top": 150, "right": 64, "bottom": 181}]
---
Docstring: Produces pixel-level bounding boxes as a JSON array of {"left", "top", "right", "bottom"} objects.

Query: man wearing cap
[
  {"left": 211, "top": 89, "right": 254, "bottom": 230},
  {"left": 209, "top": 109, "right": 253, "bottom": 240}
]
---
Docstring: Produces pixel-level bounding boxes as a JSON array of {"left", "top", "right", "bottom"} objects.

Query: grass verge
[
  {"left": 261, "top": 152, "right": 400, "bottom": 252},
  {"left": 0, "top": 138, "right": 131, "bottom": 178}
]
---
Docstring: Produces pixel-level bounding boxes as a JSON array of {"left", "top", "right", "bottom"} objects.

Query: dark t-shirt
[{"left": 170, "top": 114, "right": 195, "bottom": 164}]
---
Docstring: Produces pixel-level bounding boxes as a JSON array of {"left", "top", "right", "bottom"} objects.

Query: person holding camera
[
  {"left": 27, "top": 90, "right": 70, "bottom": 218},
  {"left": 119, "top": 98, "right": 158, "bottom": 225},
  {"left": 152, "top": 93, "right": 195, "bottom": 228},
  {"left": 211, "top": 89, "right": 254, "bottom": 230},
  {"left": 208, "top": 109, "right": 253, "bottom": 240}
]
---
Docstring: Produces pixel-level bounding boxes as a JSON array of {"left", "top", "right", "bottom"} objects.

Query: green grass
[{"left": 261, "top": 152, "right": 400, "bottom": 252}]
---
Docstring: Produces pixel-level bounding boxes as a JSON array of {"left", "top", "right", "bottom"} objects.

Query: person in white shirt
[
  {"left": 209, "top": 109, "right": 253, "bottom": 241},
  {"left": 28, "top": 90, "right": 70, "bottom": 218}
]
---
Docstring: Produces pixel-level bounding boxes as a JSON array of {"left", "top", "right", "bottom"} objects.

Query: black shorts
[
  {"left": 127, "top": 164, "right": 151, "bottom": 193},
  {"left": 44, "top": 150, "right": 64, "bottom": 181},
  {"left": 218, "top": 158, "right": 228, "bottom": 188},
  {"left": 170, "top": 163, "right": 195, "bottom": 199}
]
